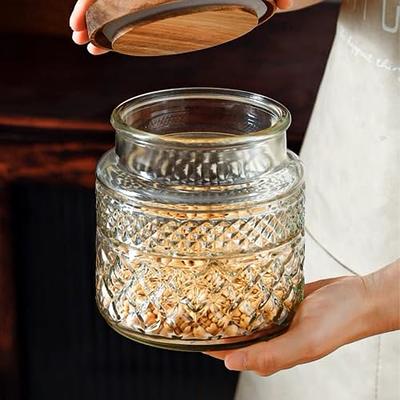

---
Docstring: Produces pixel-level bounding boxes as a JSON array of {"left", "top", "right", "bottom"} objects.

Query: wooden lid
[{"left": 86, "top": 0, "right": 276, "bottom": 56}]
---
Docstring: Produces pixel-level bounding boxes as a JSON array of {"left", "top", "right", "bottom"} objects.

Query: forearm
[{"left": 363, "top": 259, "right": 400, "bottom": 335}]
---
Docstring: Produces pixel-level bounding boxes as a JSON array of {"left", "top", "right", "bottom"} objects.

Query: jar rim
[{"left": 110, "top": 87, "right": 291, "bottom": 146}]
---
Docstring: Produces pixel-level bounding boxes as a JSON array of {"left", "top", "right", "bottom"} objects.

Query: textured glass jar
[{"left": 96, "top": 88, "right": 304, "bottom": 351}]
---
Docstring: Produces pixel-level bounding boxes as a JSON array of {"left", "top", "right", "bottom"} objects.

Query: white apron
[{"left": 236, "top": 1, "right": 400, "bottom": 398}]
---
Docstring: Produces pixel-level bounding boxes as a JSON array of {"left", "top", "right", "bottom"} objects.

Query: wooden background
[{"left": 0, "top": 2, "right": 339, "bottom": 398}]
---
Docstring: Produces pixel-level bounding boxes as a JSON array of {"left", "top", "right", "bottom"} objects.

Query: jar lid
[{"left": 86, "top": 0, "right": 276, "bottom": 56}]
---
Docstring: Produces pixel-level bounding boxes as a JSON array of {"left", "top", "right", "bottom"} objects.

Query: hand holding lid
[{"left": 86, "top": 0, "right": 276, "bottom": 56}]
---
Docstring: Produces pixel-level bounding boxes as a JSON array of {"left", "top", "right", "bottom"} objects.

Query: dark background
[{"left": 0, "top": 2, "right": 339, "bottom": 399}]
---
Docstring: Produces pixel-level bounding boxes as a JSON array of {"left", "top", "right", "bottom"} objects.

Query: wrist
[
  {"left": 362, "top": 260, "right": 400, "bottom": 336},
  {"left": 344, "top": 275, "right": 377, "bottom": 342}
]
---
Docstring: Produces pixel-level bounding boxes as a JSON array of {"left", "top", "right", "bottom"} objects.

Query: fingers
[
  {"left": 72, "top": 30, "right": 89, "bottom": 45},
  {"left": 70, "top": 0, "right": 96, "bottom": 31},
  {"left": 72, "top": 30, "right": 109, "bottom": 54},
  {"left": 87, "top": 43, "right": 110, "bottom": 55},
  {"left": 205, "top": 325, "right": 318, "bottom": 376},
  {"left": 223, "top": 326, "right": 320, "bottom": 376},
  {"left": 70, "top": 1, "right": 109, "bottom": 55}
]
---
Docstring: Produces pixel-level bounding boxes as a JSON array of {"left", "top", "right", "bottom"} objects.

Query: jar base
[{"left": 102, "top": 318, "right": 290, "bottom": 352}]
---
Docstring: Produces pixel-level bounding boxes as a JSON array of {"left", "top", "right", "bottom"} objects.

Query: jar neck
[
  {"left": 115, "top": 133, "right": 287, "bottom": 186},
  {"left": 111, "top": 88, "right": 290, "bottom": 187}
]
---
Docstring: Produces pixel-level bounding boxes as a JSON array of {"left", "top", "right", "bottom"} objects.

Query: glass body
[{"left": 95, "top": 88, "right": 304, "bottom": 351}]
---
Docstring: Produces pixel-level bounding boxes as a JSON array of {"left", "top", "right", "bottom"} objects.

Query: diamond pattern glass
[{"left": 95, "top": 89, "right": 305, "bottom": 350}]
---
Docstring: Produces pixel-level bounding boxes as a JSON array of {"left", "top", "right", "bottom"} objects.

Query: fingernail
[
  {"left": 87, "top": 43, "right": 96, "bottom": 54},
  {"left": 225, "top": 352, "right": 245, "bottom": 371}
]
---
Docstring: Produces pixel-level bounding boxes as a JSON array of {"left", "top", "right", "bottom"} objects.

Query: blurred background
[{"left": 0, "top": 1, "right": 339, "bottom": 399}]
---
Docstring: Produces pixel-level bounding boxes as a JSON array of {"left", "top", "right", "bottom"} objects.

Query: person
[{"left": 70, "top": 0, "right": 400, "bottom": 398}]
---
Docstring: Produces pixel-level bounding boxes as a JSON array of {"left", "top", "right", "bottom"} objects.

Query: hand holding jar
[{"left": 206, "top": 260, "right": 400, "bottom": 376}]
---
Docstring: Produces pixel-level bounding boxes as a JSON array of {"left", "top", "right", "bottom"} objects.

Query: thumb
[{"left": 304, "top": 277, "right": 348, "bottom": 297}]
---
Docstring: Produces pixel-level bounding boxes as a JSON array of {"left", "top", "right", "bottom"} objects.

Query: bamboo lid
[{"left": 86, "top": 0, "right": 276, "bottom": 56}]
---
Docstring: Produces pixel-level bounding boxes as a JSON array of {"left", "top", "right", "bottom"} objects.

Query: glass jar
[{"left": 95, "top": 88, "right": 304, "bottom": 351}]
